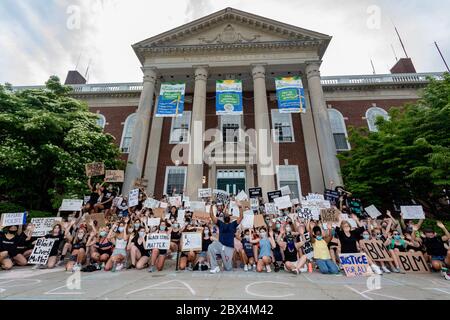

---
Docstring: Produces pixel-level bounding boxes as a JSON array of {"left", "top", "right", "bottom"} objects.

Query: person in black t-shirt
[
  {"left": 0, "top": 225, "right": 32, "bottom": 270},
  {"left": 94, "top": 184, "right": 116, "bottom": 215},
  {"left": 421, "top": 221, "right": 449, "bottom": 272}
]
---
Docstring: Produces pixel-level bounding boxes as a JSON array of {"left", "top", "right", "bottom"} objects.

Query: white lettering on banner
[
  {"left": 145, "top": 233, "right": 170, "bottom": 250},
  {"left": 365, "top": 205, "right": 382, "bottom": 219},
  {"left": 280, "top": 185, "right": 291, "bottom": 196},
  {"left": 1, "top": 212, "right": 27, "bottom": 227},
  {"left": 181, "top": 232, "right": 202, "bottom": 251},
  {"left": 59, "top": 199, "right": 83, "bottom": 212},
  {"left": 31, "top": 218, "right": 62, "bottom": 237},
  {"left": 274, "top": 195, "right": 292, "bottom": 210},
  {"left": 28, "top": 238, "right": 56, "bottom": 265},
  {"left": 198, "top": 188, "right": 212, "bottom": 198},
  {"left": 400, "top": 206, "right": 425, "bottom": 219},
  {"left": 242, "top": 210, "right": 254, "bottom": 229},
  {"left": 128, "top": 189, "right": 139, "bottom": 207}
]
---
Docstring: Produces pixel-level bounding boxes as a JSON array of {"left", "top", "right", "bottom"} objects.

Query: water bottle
[{"left": 308, "top": 262, "right": 313, "bottom": 273}]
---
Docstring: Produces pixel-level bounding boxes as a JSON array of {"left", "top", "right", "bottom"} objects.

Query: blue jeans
[{"left": 315, "top": 259, "right": 340, "bottom": 274}]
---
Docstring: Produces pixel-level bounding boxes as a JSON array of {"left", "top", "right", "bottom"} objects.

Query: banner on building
[
  {"left": 155, "top": 82, "right": 186, "bottom": 117},
  {"left": 275, "top": 77, "right": 306, "bottom": 113},
  {"left": 216, "top": 80, "right": 243, "bottom": 115}
]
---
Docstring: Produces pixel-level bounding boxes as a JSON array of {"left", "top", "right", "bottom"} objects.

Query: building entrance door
[{"left": 216, "top": 169, "right": 246, "bottom": 196}]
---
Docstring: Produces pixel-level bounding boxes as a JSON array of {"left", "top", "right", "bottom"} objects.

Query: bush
[{"left": 0, "top": 202, "right": 55, "bottom": 222}]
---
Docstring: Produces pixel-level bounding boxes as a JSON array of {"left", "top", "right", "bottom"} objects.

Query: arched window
[
  {"left": 328, "top": 109, "right": 350, "bottom": 151},
  {"left": 366, "top": 107, "right": 389, "bottom": 132},
  {"left": 120, "top": 113, "right": 136, "bottom": 153},
  {"left": 96, "top": 114, "right": 106, "bottom": 129}
]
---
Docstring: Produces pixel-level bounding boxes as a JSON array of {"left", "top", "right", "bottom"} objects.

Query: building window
[
  {"left": 276, "top": 165, "right": 301, "bottom": 198},
  {"left": 220, "top": 115, "right": 241, "bottom": 143},
  {"left": 170, "top": 111, "right": 191, "bottom": 144},
  {"left": 164, "top": 166, "right": 187, "bottom": 195},
  {"left": 96, "top": 114, "right": 106, "bottom": 129},
  {"left": 120, "top": 113, "right": 136, "bottom": 153},
  {"left": 328, "top": 109, "right": 350, "bottom": 151},
  {"left": 271, "top": 109, "right": 294, "bottom": 142},
  {"left": 366, "top": 107, "right": 389, "bottom": 132}
]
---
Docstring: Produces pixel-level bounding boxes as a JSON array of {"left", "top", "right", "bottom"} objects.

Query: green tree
[
  {"left": 0, "top": 76, "right": 124, "bottom": 211},
  {"left": 338, "top": 73, "right": 450, "bottom": 219}
]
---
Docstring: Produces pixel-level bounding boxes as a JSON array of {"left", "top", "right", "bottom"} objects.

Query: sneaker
[
  {"left": 116, "top": 263, "right": 123, "bottom": 271},
  {"left": 274, "top": 264, "right": 280, "bottom": 272},
  {"left": 72, "top": 263, "right": 81, "bottom": 273},
  {"left": 111, "top": 263, "right": 117, "bottom": 273},
  {"left": 371, "top": 264, "right": 383, "bottom": 275},
  {"left": 392, "top": 267, "right": 400, "bottom": 273},
  {"left": 381, "top": 266, "right": 391, "bottom": 273},
  {"left": 210, "top": 266, "right": 221, "bottom": 274},
  {"left": 148, "top": 265, "right": 155, "bottom": 273},
  {"left": 171, "top": 253, "right": 178, "bottom": 261},
  {"left": 200, "top": 264, "right": 209, "bottom": 271},
  {"left": 56, "top": 260, "right": 65, "bottom": 267},
  {"left": 252, "top": 264, "right": 257, "bottom": 271},
  {"left": 187, "top": 263, "right": 193, "bottom": 271},
  {"left": 299, "top": 266, "right": 308, "bottom": 273},
  {"left": 244, "top": 264, "right": 249, "bottom": 272},
  {"left": 127, "top": 264, "right": 136, "bottom": 270},
  {"left": 266, "top": 265, "right": 272, "bottom": 273},
  {"left": 444, "top": 273, "right": 450, "bottom": 281}
]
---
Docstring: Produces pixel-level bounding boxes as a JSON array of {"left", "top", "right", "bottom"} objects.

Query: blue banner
[
  {"left": 155, "top": 82, "right": 186, "bottom": 117},
  {"left": 216, "top": 80, "right": 243, "bottom": 115},
  {"left": 275, "top": 77, "right": 306, "bottom": 113}
]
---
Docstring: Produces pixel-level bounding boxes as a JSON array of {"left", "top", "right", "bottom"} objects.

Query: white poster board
[
  {"left": 274, "top": 195, "right": 292, "bottom": 210},
  {"left": 250, "top": 198, "right": 259, "bottom": 210},
  {"left": 59, "top": 199, "right": 83, "bottom": 212},
  {"left": 128, "top": 189, "right": 139, "bottom": 207},
  {"left": 235, "top": 190, "right": 248, "bottom": 201},
  {"left": 181, "top": 232, "right": 202, "bottom": 251},
  {"left": 147, "top": 218, "right": 161, "bottom": 228},
  {"left": 28, "top": 238, "right": 56, "bottom": 265},
  {"left": 30, "top": 217, "right": 62, "bottom": 237},
  {"left": 400, "top": 206, "right": 425, "bottom": 219},
  {"left": 168, "top": 196, "right": 182, "bottom": 207},
  {"left": 264, "top": 203, "right": 279, "bottom": 215},
  {"left": 159, "top": 202, "right": 168, "bottom": 209},
  {"left": 198, "top": 188, "right": 212, "bottom": 198},
  {"left": 177, "top": 210, "right": 186, "bottom": 224},
  {"left": 189, "top": 201, "right": 206, "bottom": 212},
  {"left": 1, "top": 212, "right": 27, "bottom": 227},
  {"left": 230, "top": 201, "right": 240, "bottom": 217},
  {"left": 365, "top": 205, "right": 382, "bottom": 219},
  {"left": 242, "top": 210, "right": 254, "bottom": 229},
  {"left": 280, "top": 185, "right": 291, "bottom": 196},
  {"left": 306, "top": 193, "right": 325, "bottom": 201},
  {"left": 145, "top": 233, "right": 170, "bottom": 250},
  {"left": 143, "top": 198, "right": 159, "bottom": 209}
]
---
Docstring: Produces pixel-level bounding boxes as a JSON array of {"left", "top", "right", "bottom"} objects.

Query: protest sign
[
  {"left": 265, "top": 203, "right": 279, "bottom": 215},
  {"left": 104, "top": 170, "right": 124, "bottom": 183},
  {"left": 320, "top": 208, "right": 340, "bottom": 223},
  {"left": 297, "top": 208, "right": 313, "bottom": 220},
  {"left": 339, "top": 253, "right": 372, "bottom": 277},
  {"left": 216, "top": 79, "right": 243, "bottom": 115},
  {"left": 267, "top": 190, "right": 282, "bottom": 203},
  {"left": 143, "top": 198, "right": 160, "bottom": 209},
  {"left": 306, "top": 193, "right": 325, "bottom": 201},
  {"left": 159, "top": 202, "right": 168, "bottom": 209},
  {"left": 360, "top": 240, "right": 394, "bottom": 262},
  {"left": 400, "top": 206, "right": 425, "bottom": 219},
  {"left": 230, "top": 201, "right": 240, "bottom": 217},
  {"left": 198, "top": 188, "right": 212, "bottom": 198},
  {"left": 134, "top": 178, "right": 148, "bottom": 188},
  {"left": 128, "top": 189, "right": 139, "bottom": 207},
  {"left": 28, "top": 238, "right": 56, "bottom": 265},
  {"left": 253, "top": 214, "right": 266, "bottom": 228},
  {"left": 192, "top": 211, "right": 210, "bottom": 222},
  {"left": 83, "top": 196, "right": 91, "bottom": 205},
  {"left": 169, "top": 196, "right": 182, "bottom": 207},
  {"left": 1, "top": 212, "right": 27, "bottom": 227},
  {"left": 59, "top": 199, "right": 83, "bottom": 212},
  {"left": 189, "top": 201, "right": 206, "bottom": 212},
  {"left": 324, "top": 189, "right": 340, "bottom": 205},
  {"left": 155, "top": 82, "right": 186, "bottom": 117},
  {"left": 364, "top": 205, "right": 382, "bottom": 219},
  {"left": 291, "top": 198, "right": 299, "bottom": 206},
  {"left": 235, "top": 190, "right": 248, "bottom": 201},
  {"left": 303, "top": 232, "right": 314, "bottom": 260},
  {"left": 177, "top": 210, "right": 185, "bottom": 224},
  {"left": 85, "top": 213, "right": 106, "bottom": 228},
  {"left": 347, "top": 218, "right": 358, "bottom": 228},
  {"left": 31, "top": 217, "right": 62, "bottom": 237},
  {"left": 112, "top": 197, "right": 122, "bottom": 207},
  {"left": 242, "top": 210, "right": 254, "bottom": 229},
  {"left": 153, "top": 208, "right": 166, "bottom": 219},
  {"left": 145, "top": 233, "right": 170, "bottom": 250},
  {"left": 181, "top": 232, "right": 202, "bottom": 251},
  {"left": 280, "top": 185, "right": 291, "bottom": 196},
  {"left": 395, "top": 252, "right": 430, "bottom": 273},
  {"left": 213, "top": 189, "right": 230, "bottom": 205},
  {"left": 250, "top": 198, "right": 259, "bottom": 210},
  {"left": 147, "top": 218, "right": 161, "bottom": 228},
  {"left": 85, "top": 162, "right": 105, "bottom": 177},
  {"left": 275, "top": 76, "right": 306, "bottom": 113},
  {"left": 274, "top": 195, "right": 292, "bottom": 210},
  {"left": 248, "top": 187, "right": 262, "bottom": 198}
]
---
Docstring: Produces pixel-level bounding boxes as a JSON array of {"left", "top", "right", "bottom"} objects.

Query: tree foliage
[
  {"left": 0, "top": 76, "right": 123, "bottom": 211},
  {"left": 338, "top": 73, "right": 450, "bottom": 219}
]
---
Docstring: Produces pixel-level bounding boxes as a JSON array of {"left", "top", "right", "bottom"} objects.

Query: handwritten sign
[
  {"left": 235, "top": 190, "right": 248, "bottom": 201},
  {"left": 169, "top": 196, "right": 182, "bottom": 207},
  {"left": 396, "top": 251, "right": 430, "bottom": 273},
  {"left": 250, "top": 198, "right": 259, "bottom": 210},
  {"left": 28, "top": 238, "right": 56, "bottom": 265},
  {"left": 360, "top": 240, "right": 394, "bottom": 262},
  {"left": 365, "top": 205, "right": 382, "bottom": 219},
  {"left": 85, "top": 162, "right": 105, "bottom": 177},
  {"left": 1, "top": 212, "right": 27, "bottom": 227},
  {"left": 153, "top": 208, "right": 165, "bottom": 219},
  {"left": 264, "top": 203, "right": 279, "bottom": 215},
  {"left": 147, "top": 218, "right": 161, "bottom": 228},
  {"left": 213, "top": 189, "right": 230, "bottom": 205},
  {"left": 189, "top": 201, "right": 206, "bottom": 212},
  {"left": 143, "top": 198, "right": 160, "bottom": 209},
  {"left": 306, "top": 193, "right": 325, "bottom": 201},
  {"left": 274, "top": 195, "right": 292, "bottom": 210},
  {"left": 198, "top": 188, "right": 212, "bottom": 198},
  {"left": 280, "top": 185, "right": 291, "bottom": 196},
  {"left": 104, "top": 170, "right": 124, "bottom": 183},
  {"left": 192, "top": 211, "right": 210, "bottom": 222},
  {"left": 339, "top": 253, "right": 372, "bottom": 277},
  {"left": 177, "top": 210, "right": 185, "bottom": 224},
  {"left": 59, "top": 199, "right": 83, "bottom": 212},
  {"left": 30, "top": 217, "right": 62, "bottom": 237},
  {"left": 159, "top": 202, "right": 168, "bottom": 209},
  {"left": 229, "top": 201, "right": 240, "bottom": 217},
  {"left": 145, "top": 233, "right": 170, "bottom": 250},
  {"left": 303, "top": 232, "right": 314, "bottom": 260},
  {"left": 324, "top": 189, "right": 340, "bottom": 205},
  {"left": 267, "top": 190, "right": 282, "bottom": 203},
  {"left": 181, "top": 232, "right": 202, "bottom": 251},
  {"left": 128, "top": 189, "right": 139, "bottom": 207},
  {"left": 400, "top": 206, "right": 425, "bottom": 219},
  {"left": 242, "top": 210, "right": 254, "bottom": 229},
  {"left": 320, "top": 208, "right": 340, "bottom": 223},
  {"left": 297, "top": 208, "right": 313, "bottom": 220}
]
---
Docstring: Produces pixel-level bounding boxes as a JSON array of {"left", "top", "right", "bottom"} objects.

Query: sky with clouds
[{"left": 0, "top": 0, "right": 449, "bottom": 85}]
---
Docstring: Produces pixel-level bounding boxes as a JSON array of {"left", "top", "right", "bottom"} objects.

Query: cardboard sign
[
  {"left": 297, "top": 208, "right": 313, "bottom": 220},
  {"left": 235, "top": 190, "right": 248, "bottom": 201},
  {"left": 104, "top": 170, "right": 124, "bottom": 183},
  {"left": 59, "top": 199, "right": 83, "bottom": 212},
  {"left": 1, "top": 212, "right": 27, "bottom": 227},
  {"left": 85, "top": 162, "right": 105, "bottom": 177},
  {"left": 153, "top": 208, "right": 165, "bottom": 219},
  {"left": 265, "top": 203, "right": 279, "bottom": 215},
  {"left": 267, "top": 190, "right": 282, "bottom": 203},
  {"left": 189, "top": 201, "right": 206, "bottom": 212},
  {"left": 400, "top": 206, "right": 425, "bottom": 219},
  {"left": 192, "top": 211, "right": 210, "bottom": 222},
  {"left": 147, "top": 218, "right": 161, "bottom": 228},
  {"left": 360, "top": 240, "right": 394, "bottom": 262},
  {"left": 85, "top": 213, "right": 106, "bottom": 228},
  {"left": 181, "top": 232, "right": 202, "bottom": 251},
  {"left": 396, "top": 251, "right": 430, "bottom": 273},
  {"left": 365, "top": 205, "right": 382, "bottom": 219},
  {"left": 274, "top": 195, "right": 292, "bottom": 210},
  {"left": 339, "top": 253, "right": 372, "bottom": 277},
  {"left": 198, "top": 188, "right": 212, "bottom": 198},
  {"left": 306, "top": 193, "right": 325, "bottom": 201},
  {"left": 280, "top": 185, "right": 291, "bottom": 196},
  {"left": 250, "top": 198, "right": 259, "bottom": 210},
  {"left": 248, "top": 187, "right": 262, "bottom": 198},
  {"left": 28, "top": 238, "right": 56, "bottom": 265},
  {"left": 320, "top": 208, "right": 340, "bottom": 223},
  {"left": 169, "top": 196, "right": 182, "bottom": 207},
  {"left": 145, "top": 233, "right": 170, "bottom": 250},
  {"left": 134, "top": 178, "right": 148, "bottom": 188},
  {"left": 128, "top": 189, "right": 139, "bottom": 207},
  {"left": 242, "top": 210, "right": 254, "bottom": 229},
  {"left": 324, "top": 189, "right": 340, "bottom": 205},
  {"left": 143, "top": 198, "right": 160, "bottom": 209},
  {"left": 30, "top": 217, "right": 63, "bottom": 237},
  {"left": 253, "top": 214, "right": 266, "bottom": 228}
]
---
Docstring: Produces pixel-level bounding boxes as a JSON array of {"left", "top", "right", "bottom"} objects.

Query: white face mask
[
  {"left": 260, "top": 232, "right": 267, "bottom": 238},
  {"left": 78, "top": 234, "right": 84, "bottom": 240}
]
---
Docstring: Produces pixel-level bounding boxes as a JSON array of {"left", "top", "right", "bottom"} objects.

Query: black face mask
[
  {"left": 8, "top": 230, "right": 17, "bottom": 235},
  {"left": 224, "top": 216, "right": 231, "bottom": 223}
]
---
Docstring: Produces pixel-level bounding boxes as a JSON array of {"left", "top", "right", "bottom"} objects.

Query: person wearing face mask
[
  {"left": 250, "top": 227, "right": 276, "bottom": 273},
  {"left": 89, "top": 227, "right": 113, "bottom": 269},
  {"left": 192, "top": 225, "right": 212, "bottom": 271},
  {"left": 148, "top": 221, "right": 172, "bottom": 272},
  {"left": 358, "top": 230, "right": 383, "bottom": 275},
  {"left": 208, "top": 201, "right": 244, "bottom": 273},
  {"left": 43, "top": 222, "right": 72, "bottom": 269},
  {"left": 94, "top": 183, "right": 116, "bottom": 215},
  {"left": 400, "top": 215, "right": 423, "bottom": 235},
  {"left": 385, "top": 230, "right": 410, "bottom": 273},
  {"left": 421, "top": 222, "right": 450, "bottom": 275},
  {"left": 169, "top": 221, "right": 183, "bottom": 260},
  {"left": 0, "top": 225, "right": 31, "bottom": 270},
  {"left": 128, "top": 226, "right": 150, "bottom": 270},
  {"left": 105, "top": 219, "right": 129, "bottom": 272},
  {"left": 277, "top": 224, "right": 307, "bottom": 274},
  {"left": 239, "top": 229, "right": 256, "bottom": 272},
  {"left": 370, "top": 228, "right": 391, "bottom": 273},
  {"left": 65, "top": 226, "right": 88, "bottom": 272},
  {"left": 334, "top": 214, "right": 365, "bottom": 254},
  {"left": 85, "top": 177, "right": 102, "bottom": 214},
  {"left": 179, "top": 222, "right": 201, "bottom": 271},
  {"left": 309, "top": 224, "right": 340, "bottom": 274}
]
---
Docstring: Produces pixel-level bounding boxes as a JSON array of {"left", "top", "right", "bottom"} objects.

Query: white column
[
  {"left": 123, "top": 67, "right": 158, "bottom": 194},
  {"left": 252, "top": 64, "right": 275, "bottom": 201},
  {"left": 185, "top": 66, "right": 208, "bottom": 200},
  {"left": 143, "top": 92, "right": 162, "bottom": 197},
  {"left": 306, "top": 62, "right": 343, "bottom": 187}
]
